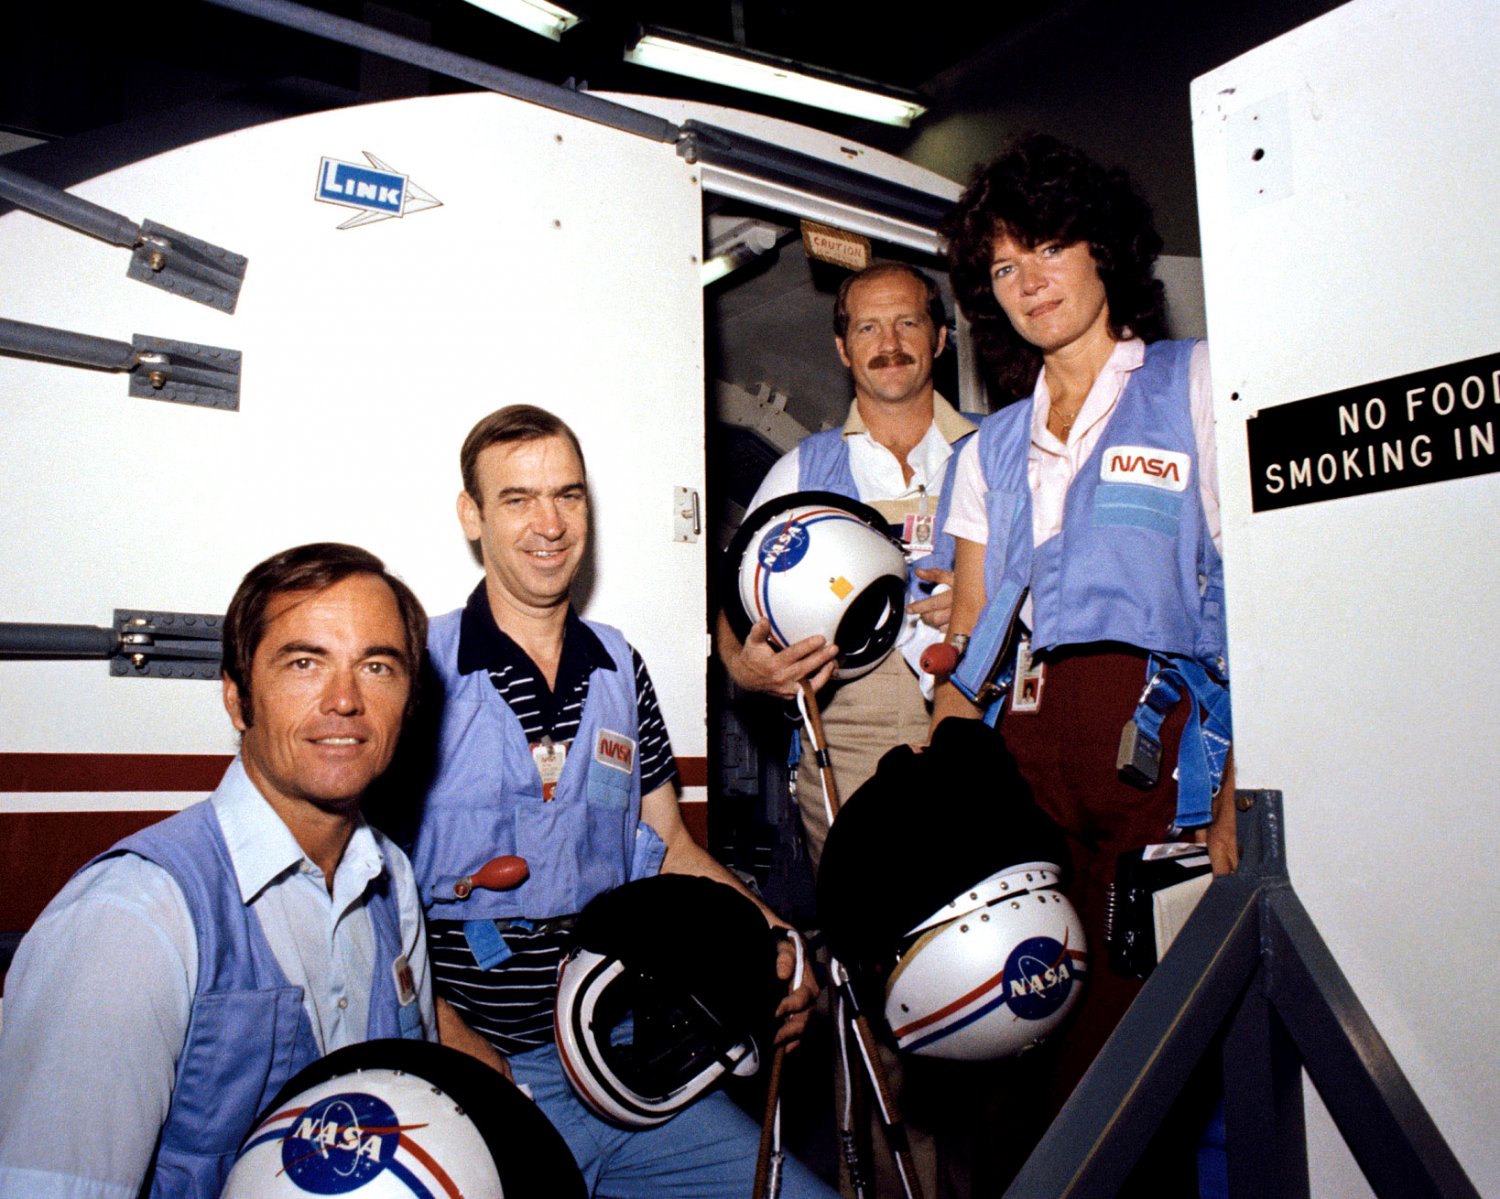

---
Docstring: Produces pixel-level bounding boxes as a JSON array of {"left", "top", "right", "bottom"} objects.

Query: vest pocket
[
  {"left": 161, "top": 987, "right": 298, "bottom": 1156},
  {"left": 585, "top": 756, "right": 631, "bottom": 810},
  {"left": 629, "top": 820, "right": 668, "bottom": 880},
  {"left": 1092, "top": 482, "right": 1183, "bottom": 537},
  {"left": 418, "top": 806, "right": 520, "bottom": 907}
]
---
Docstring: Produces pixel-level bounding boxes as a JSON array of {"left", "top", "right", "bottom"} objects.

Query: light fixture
[
  {"left": 460, "top": 0, "right": 580, "bottom": 41},
  {"left": 700, "top": 220, "right": 783, "bottom": 286},
  {"left": 623, "top": 30, "right": 927, "bottom": 128}
]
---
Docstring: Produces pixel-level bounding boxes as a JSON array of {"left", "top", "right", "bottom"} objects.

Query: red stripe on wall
[
  {"left": 1, "top": 811, "right": 174, "bottom": 931},
  {"left": 0, "top": 754, "right": 233, "bottom": 792},
  {"left": 0, "top": 753, "right": 710, "bottom": 791},
  {"left": 1, "top": 755, "right": 714, "bottom": 931},
  {"left": 679, "top": 799, "right": 708, "bottom": 849}
]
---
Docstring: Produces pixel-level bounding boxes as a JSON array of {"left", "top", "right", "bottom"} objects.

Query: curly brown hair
[{"left": 945, "top": 134, "right": 1167, "bottom": 400}]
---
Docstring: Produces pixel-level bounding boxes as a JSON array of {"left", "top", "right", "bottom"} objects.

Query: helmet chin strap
[{"left": 794, "top": 681, "right": 837, "bottom": 834}]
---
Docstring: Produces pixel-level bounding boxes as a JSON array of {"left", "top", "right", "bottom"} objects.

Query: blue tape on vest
[
  {"left": 463, "top": 919, "right": 513, "bottom": 970},
  {"left": 397, "top": 996, "right": 424, "bottom": 1040}
]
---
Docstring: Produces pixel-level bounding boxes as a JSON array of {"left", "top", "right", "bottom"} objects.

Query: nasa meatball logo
[
  {"left": 279, "top": 1092, "right": 411, "bottom": 1193},
  {"left": 757, "top": 521, "right": 810, "bottom": 572},
  {"left": 1002, "top": 935, "right": 1076, "bottom": 1022}
]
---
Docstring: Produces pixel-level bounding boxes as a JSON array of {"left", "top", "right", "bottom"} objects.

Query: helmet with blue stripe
[
  {"left": 725, "top": 490, "right": 908, "bottom": 682},
  {"left": 819, "top": 717, "right": 1087, "bottom": 1060}
]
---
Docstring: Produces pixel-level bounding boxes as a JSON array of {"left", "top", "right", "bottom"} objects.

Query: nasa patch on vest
[
  {"left": 594, "top": 729, "right": 636, "bottom": 774},
  {"left": 1100, "top": 445, "right": 1191, "bottom": 492}
]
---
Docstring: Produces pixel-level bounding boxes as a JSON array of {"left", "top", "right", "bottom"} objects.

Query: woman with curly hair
[{"left": 930, "top": 134, "right": 1235, "bottom": 1186}]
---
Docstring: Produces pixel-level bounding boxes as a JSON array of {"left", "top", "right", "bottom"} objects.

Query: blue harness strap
[
  {"left": 1128, "top": 655, "right": 1233, "bottom": 828},
  {"left": 950, "top": 497, "right": 1033, "bottom": 726},
  {"left": 950, "top": 583, "right": 1024, "bottom": 727}
]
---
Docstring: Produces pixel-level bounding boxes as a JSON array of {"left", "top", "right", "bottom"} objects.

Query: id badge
[
  {"left": 531, "top": 737, "right": 567, "bottom": 801},
  {"left": 392, "top": 953, "right": 417, "bottom": 1007},
  {"left": 902, "top": 512, "right": 936, "bottom": 557},
  {"left": 1009, "top": 636, "right": 1046, "bottom": 714}
]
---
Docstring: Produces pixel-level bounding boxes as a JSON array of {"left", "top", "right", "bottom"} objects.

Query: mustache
[{"left": 866, "top": 351, "right": 917, "bottom": 369}]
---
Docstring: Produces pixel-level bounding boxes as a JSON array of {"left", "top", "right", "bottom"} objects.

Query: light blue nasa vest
[
  {"left": 797, "top": 426, "right": 863, "bottom": 499},
  {"left": 96, "top": 796, "right": 415, "bottom": 1199},
  {"left": 976, "top": 338, "right": 1225, "bottom": 665},
  {"left": 797, "top": 413, "right": 979, "bottom": 592},
  {"left": 412, "top": 609, "right": 665, "bottom": 922}
]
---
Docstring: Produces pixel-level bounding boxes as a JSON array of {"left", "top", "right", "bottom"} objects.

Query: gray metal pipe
[
  {"left": 0, "top": 164, "right": 139, "bottom": 247},
  {"left": 202, "top": 0, "right": 680, "bottom": 144},
  {"left": 0, "top": 623, "right": 118, "bottom": 658},
  {"left": 0, "top": 318, "right": 136, "bottom": 371}
]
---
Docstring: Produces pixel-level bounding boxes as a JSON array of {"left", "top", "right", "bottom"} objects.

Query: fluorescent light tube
[
  {"left": 624, "top": 33, "right": 926, "bottom": 127},
  {"left": 461, "top": 0, "right": 580, "bottom": 41}
]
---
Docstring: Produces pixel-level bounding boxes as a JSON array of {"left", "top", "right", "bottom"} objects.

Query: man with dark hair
[
  {"left": 716, "top": 261, "right": 978, "bottom": 863},
  {"left": 409, "top": 404, "right": 835, "bottom": 1198},
  {"left": 0, "top": 543, "right": 435, "bottom": 1199}
]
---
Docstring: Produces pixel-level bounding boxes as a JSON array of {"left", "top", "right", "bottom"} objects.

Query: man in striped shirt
[{"left": 409, "top": 405, "right": 835, "bottom": 1198}]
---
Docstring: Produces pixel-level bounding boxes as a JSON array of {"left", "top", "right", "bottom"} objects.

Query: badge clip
[{"left": 1117, "top": 721, "right": 1162, "bottom": 789}]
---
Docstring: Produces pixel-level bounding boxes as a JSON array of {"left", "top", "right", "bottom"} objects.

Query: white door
[{"left": 1192, "top": 1, "right": 1500, "bottom": 1192}]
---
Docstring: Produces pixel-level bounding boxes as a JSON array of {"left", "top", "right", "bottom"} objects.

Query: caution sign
[
  {"left": 1247, "top": 349, "right": 1500, "bottom": 512},
  {"left": 801, "top": 220, "right": 871, "bottom": 271}
]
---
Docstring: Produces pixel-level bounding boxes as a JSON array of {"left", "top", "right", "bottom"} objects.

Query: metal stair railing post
[{"left": 1002, "top": 790, "right": 1479, "bottom": 1199}]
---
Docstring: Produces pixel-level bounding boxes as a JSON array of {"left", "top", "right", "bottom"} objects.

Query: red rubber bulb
[
  {"left": 453, "top": 854, "right": 531, "bottom": 899},
  {"left": 470, "top": 855, "right": 530, "bottom": 891},
  {"left": 920, "top": 642, "right": 960, "bottom": 678}
]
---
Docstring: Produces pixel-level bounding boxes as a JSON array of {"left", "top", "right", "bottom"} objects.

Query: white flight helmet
[
  {"left": 886, "top": 862, "right": 1087, "bottom": 1059},
  {"left": 221, "top": 1039, "right": 584, "bottom": 1199},
  {"left": 819, "top": 717, "right": 1089, "bottom": 1061},
  {"left": 726, "top": 490, "right": 908, "bottom": 681},
  {"left": 555, "top": 874, "right": 782, "bottom": 1128}
]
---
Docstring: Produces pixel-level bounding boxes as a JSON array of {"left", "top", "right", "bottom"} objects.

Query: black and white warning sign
[{"left": 1247, "top": 350, "right": 1500, "bottom": 512}]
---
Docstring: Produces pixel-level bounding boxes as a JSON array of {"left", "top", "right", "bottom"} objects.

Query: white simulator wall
[
  {"left": 0, "top": 92, "right": 706, "bottom": 805},
  {"left": 1193, "top": 1, "right": 1499, "bottom": 1193}
]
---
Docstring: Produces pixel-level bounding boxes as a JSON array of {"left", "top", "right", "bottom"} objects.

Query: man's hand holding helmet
[{"left": 718, "top": 615, "right": 840, "bottom": 700}]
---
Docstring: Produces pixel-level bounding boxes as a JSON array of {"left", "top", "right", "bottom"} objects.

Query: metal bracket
[
  {"left": 0, "top": 611, "right": 223, "bottom": 679},
  {"left": 674, "top": 486, "right": 701, "bottom": 543},
  {"left": 127, "top": 219, "right": 248, "bottom": 313},
  {"left": 128, "top": 334, "right": 241, "bottom": 410},
  {"left": 0, "top": 165, "right": 247, "bottom": 312},
  {"left": 0, "top": 318, "right": 240, "bottom": 410},
  {"left": 111, "top": 610, "right": 224, "bottom": 680}
]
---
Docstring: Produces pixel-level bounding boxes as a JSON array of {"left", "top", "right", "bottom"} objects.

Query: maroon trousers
[{"left": 1000, "top": 646, "right": 1191, "bottom": 1112}]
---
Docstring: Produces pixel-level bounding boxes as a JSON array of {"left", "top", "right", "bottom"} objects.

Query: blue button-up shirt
[{"left": 0, "top": 759, "right": 434, "bottom": 1199}]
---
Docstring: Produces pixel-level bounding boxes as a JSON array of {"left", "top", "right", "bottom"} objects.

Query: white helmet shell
[
  {"left": 220, "top": 1039, "right": 585, "bottom": 1199},
  {"left": 885, "top": 864, "right": 1088, "bottom": 1061},
  {"left": 730, "top": 491, "right": 908, "bottom": 682},
  {"left": 222, "top": 1066, "right": 503, "bottom": 1198},
  {"left": 553, "top": 875, "right": 778, "bottom": 1129},
  {"left": 554, "top": 948, "right": 760, "bottom": 1128}
]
